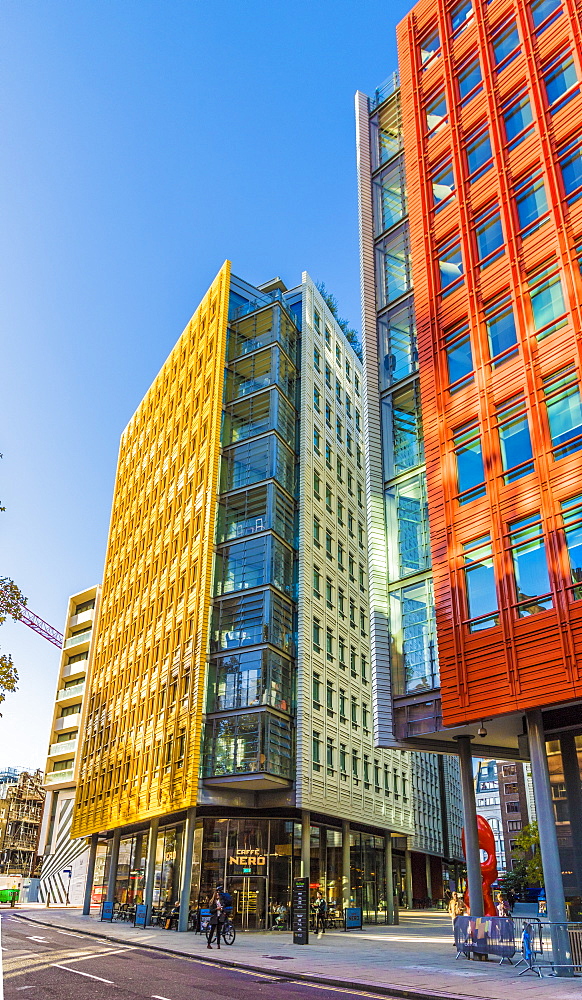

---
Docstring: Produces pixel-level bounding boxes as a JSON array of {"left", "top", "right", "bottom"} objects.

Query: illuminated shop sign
[{"left": 227, "top": 847, "right": 267, "bottom": 875}]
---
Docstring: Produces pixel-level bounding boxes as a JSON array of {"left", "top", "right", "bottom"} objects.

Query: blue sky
[{"left": 0, "top": 0, "right": 409, "bottom": 767}]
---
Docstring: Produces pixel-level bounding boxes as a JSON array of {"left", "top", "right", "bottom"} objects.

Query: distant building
[
  {"left": 497, "top": 761, "right": 532, "bottom": 867},
  {"left": 0, "top": 770, "right": 45, "bottom": 877},
  {"left": 37, "top": 586, "right": 101, "bottom": 904},
  {"left": 474, "top": 761, "right": 505, "bottom": 873}
]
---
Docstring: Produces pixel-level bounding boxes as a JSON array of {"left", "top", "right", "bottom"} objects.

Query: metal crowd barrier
[
  {"left": 454, "top": 916, "right": 516, "bottom": 963},
  {"left": 455, "top": 914, "right": 582, "bottom": 977}
]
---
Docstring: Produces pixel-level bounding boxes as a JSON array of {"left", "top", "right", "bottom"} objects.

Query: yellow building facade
[{"left": 72, "top": 262, "right": 231, "bottom": 837}]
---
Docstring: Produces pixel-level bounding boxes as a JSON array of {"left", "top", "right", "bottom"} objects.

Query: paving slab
[{"left": 7, "top": 905, "right": 582, "bottom": 999}]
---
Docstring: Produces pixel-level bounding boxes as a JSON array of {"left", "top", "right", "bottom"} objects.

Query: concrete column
[
  {"left": 456, "top": 735, "right": 483, "bottom": 918},
  {"left": 301, "top": 811, "right": 310, "bottom": 879},
  {"left": 404, "top": 848, "right": 413, "bottom": 909},
  {"left": 82, "top": 833, "right": 98, "bottom": 915},
  {"left": 144, "top": 816, "right": 159, "bottom": 924},
  {"left": 384, "top": 835, "right": 394, "bottom": 924},
  {"left": 342, "top": 819, "right": 351, "bottom": 907},
  {"left": 527, "top": 710, "right": 572, "bottom": 976},
  {"left": 106, "top": 828, "right": 121, "bottom": 903},
  {"left": 178, "top": 808, "right": 196, "bottom": 932},
  {"left": 559, "top": 733, "right": 582, "bottom": 896},
  {"left": 425, "top": 854, "right": 432, "bottom": 904}
]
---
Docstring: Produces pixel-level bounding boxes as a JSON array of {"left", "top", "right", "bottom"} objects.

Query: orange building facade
[{"left": 396, "top": 0, "right": 582, "bottom": 728}]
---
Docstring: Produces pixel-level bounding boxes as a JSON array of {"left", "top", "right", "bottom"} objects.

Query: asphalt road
[{"left": 2, "top": 914, "right": 397, "bottom": 1000}]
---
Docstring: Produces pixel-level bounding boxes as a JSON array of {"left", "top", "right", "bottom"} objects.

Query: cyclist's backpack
[{"left": 219, "top": 890, "right": 233, "bottom": 911}]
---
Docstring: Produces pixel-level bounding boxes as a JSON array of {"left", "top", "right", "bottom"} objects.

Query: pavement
[{"left": 5, "top": 904, "right": 582, "bottom": 999}]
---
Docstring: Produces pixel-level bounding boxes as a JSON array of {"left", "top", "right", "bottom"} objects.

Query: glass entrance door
[{"left": 227, "top": 876, "right": 266, "bottom": 929}]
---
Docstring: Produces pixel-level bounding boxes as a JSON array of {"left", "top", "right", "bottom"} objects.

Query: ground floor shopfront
[{"left": 87, "top": 810, "right": 459, "bottom": 929}]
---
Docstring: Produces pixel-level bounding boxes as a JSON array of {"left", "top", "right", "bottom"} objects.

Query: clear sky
[{"left": 0, "top": 0, "right": 409, "bottom": 768}]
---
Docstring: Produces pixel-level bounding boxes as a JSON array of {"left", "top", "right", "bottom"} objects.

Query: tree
[
  {"left": 499, "top": 822, "right": 544, "bottom": 893},
  {"left": 316, "top": 282, "right": 363, "bottom": 362},
  {"left": 0, "top": 577, "right": 25, "bottom": 714}
]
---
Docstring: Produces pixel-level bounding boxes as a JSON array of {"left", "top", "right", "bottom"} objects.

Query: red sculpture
[{"left": 461, "top": 814, "right": 498, "bottom": 917}]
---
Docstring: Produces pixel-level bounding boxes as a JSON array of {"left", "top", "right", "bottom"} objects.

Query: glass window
[
  {"left": 503, "top": 90, "right": 534, "bottom": 148},
  {"left": 313, "top": 386, "right": 321, "bottom": 412},
  {"left": 530, "top": 0, "right": 562, "bottom": 31},
  {"left": 451, "top": 0, "right": 473, "bottom": 34},
  {"left": 314, "top": 427, "right": 321, "bottom": 454},
  {"left": 438, "top": 237, "right": 463, "bottom": 293},
  {"left": 313, "top": 621, "right": 322, "bottom": 654},
  {"left": 421, "top": 27, "right": 440, "bottom": 63},
  {"left": 484, "top": 295, "right": 518, "bottom": 362},
  {"left": 496, "top": 394, "right": 534, "bottom": 482},
  {"left": 375, "top": 96, "right": 402, "bottom": 166},
  {"left": 493, "top": 22, "right": 520, "bottom": 69},
  {"left": 313, "top": 566, "right": 321, "bottom": 598},
  {"left": 458, "top": 57, "right": 482, "bottom": 104},
  {"left": 392, "top": 474, "right": 431, "bottom": 575},
  {"left": 453, "top": 420, "right": 486, "bottom": 503},
  {"left": 444, "top": 323, "right": 473, "bottom": 389},
  {"left": 515, "top": 174, "right": 548, "bottom": 236},
  {"left": 314, "top": 346, "right": 321, "bottom": 371},
  {"left": 528, "top": 264, "right": 567, "bottom": 339},
  {"left": 326, "top": 737, "right": 334, "bottom": 769},
  {"left": 475, "top": 207, "right": 504, "bottom": 267},
  {"left": 376, "top": 226, "right": 412, "bottom": 306},
  {"left": 340, "top": 744, "right": 347, "bottom": 773},
  {"left": 432, "top": 160, "right": 455, "bottom": 211},
  {"left": 463, "top": 534, "right": 499, "bottom": 631},
  {"left": 561, "top": 496, "right": 582, "bottom": 599},
  {"left": 559, "top": 135, "right": 582, "bottom": 203},
  {"left": 392, "top": 579, "right": 438, "bottom": 693},
  {"left": 312, "top": 731, "right": 321, "bottom": 769},
  {"left": 374, "top": 162, "right": 406, "bottom": 235},
  {"left": 391, "top": 382, "right": 424, "bottom": 473},
  {"left": 465, "top": 128, "right": 493, "bottom": 181},
  {"left": 543, "top": 365, "right": 582, "bottom": 460},
  {"left": 313, "top": 515, "right": 321, "bottom": 546},
  {"left": 508, "top": 513, "right": 552, "bottom": 615},
  {"left": 543, "top": 52, "right": 579, "bottom": 112},
  {"left": 210, "top": 649, "right": 292, "bottom": 713},
  {"left": 426, "top": 91, "right": 447, "bottom": 134},
  {"left": 378, "top": 304, "right": 417, "bottom": 387}
]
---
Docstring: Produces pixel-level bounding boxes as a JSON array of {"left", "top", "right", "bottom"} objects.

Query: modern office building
[
  {"left": 37, "top": 586, "right": 101, "bottom": 904},
  {"left": 356, "top": 0, "right": 582, "bottom": 941},
  {"left": 474, "top": 760, "right": 506, "bottom": 872},
  {"left": 71, "top": 263, "right": 456, "bottom": 928},
  {"left": 0, "top": 769, "right": 45, "bottom": 877}
]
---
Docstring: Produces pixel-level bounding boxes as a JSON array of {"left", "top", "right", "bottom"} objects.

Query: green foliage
[
  {"left": 0, "top": 454, "right": 26, "bottom": 713},
  {"left": 0, "top": 654, "right": 18, "bottom": 714},
  {"left": 501, "top": 822, "right": 544, "bottom": 890},
  {"left": 316, "top": 282, "right": 363, "bottom": 362}
]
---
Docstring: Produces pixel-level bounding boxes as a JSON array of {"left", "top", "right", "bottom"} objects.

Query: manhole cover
[{"left": 262, "top": 955, "right": 295, "bottom": 959}]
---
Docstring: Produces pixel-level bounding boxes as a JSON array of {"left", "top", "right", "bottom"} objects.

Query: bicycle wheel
[{"left": 222, "top": 921, "right": 236, "bottom": 945}]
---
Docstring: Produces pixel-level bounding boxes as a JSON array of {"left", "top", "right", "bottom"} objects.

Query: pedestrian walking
[
  {"left": 315, "top": 891, "right": 327, "bottom": 935},
  {"left": 447, "top": 891, "right": 465, "bottom": 925},
  {"left": 207, "top": 889, "right": 226, "bottom": 949}
]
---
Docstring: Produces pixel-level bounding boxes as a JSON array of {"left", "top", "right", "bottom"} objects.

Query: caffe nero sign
[{"left": 227, "top": 847, "right": 267, "bottom": 876}]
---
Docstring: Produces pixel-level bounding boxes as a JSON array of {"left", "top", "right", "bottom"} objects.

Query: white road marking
[
  {"left": 54, "top": 930, "right": 86, "bottom": 939},
  {"left": 152, "top": 995, "right": 174, "bottom": 999},
  {"left": 15, "top": 988, "right": 37, "bottom": 991},
  {"left": 25, "top": 937, "right": 47, "bottom": 943},
  {"left": 52, "top": 963, "right": 115, "bottom": 984}
]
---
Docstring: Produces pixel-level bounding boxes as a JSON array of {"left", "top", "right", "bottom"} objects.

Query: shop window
[
  {"left": 475, "top": 206, "right": 504, "bottom": 268},
  {"left": 561, "top": 495, "right": 582, "bottom": 599},
  {"left": 432, "top": 159, "right": 455, "bottom": 212},
  {"left": 420, "top": 26, "right": 440, "bottom": 65},
  {"left": 426, "top": 91, "right": 448, "bottom": 135},
  {"left": 543, "top": 365, "right": 582, "bottom": 459},
  {"left": 530, "top": 0, "right": 562, "bottom": 32},
  {"left": 496, "top": 394, "right": 534, "bottom": 482},
  {"left": 465, "top": 126, "right": 493, "bottom": 181},
  {"left": 502, "top": 88, "right": 534, "bottom": 149},
  {"left": 492, "top": 21, "right": 520, "bottom": 71},
  {"left": 438, "top": 235, "right": 464, "bottom": 294},
  {"left": 527, "top": 263, "right": 566, "bottom": 339},
  {"left": 515, "top": 173, "right": 549, "bottom": 237},
  {"left": 484, "top": 294, "right": 518, "bottom": 364},
  {"left": 451, "top": 0, "right": 473, "bottom": 35},
  {"left": 463, "top": 534, "right": 499, "bottom": 631},
  {"left": 453, "top": 419, "right": 486, "bottom": 503},
  {"left": 559, "top": 134, "right": 582, "bottom": 203},
  {"left": 457, "top": 55, "right": 482, "bottom": 105},
  {"left": 543, "top": 51, "right": 580, "bottom": 114},
  {"left": 508, "top": 513, "right": 553, "bottom": 615}
]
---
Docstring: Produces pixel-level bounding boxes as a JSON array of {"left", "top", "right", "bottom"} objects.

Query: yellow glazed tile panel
[{"left": 72, "top": 261, "right": 231, "bottom": 837}]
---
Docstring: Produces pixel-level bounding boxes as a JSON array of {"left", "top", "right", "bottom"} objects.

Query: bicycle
[{"left": 206, "top": 914, "right": 236, "bottom": 946}]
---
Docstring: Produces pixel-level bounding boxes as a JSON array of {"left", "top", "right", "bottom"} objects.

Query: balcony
[
  {"left": 64, "top": 630, "right": 91, "bottom": 650},
  {"left": 68, "top": 608, "right": 94, "bottom": 629},
  {"left": 45, "top": 769, "right": 74, "bottom": 785},
  {"left": 48, "top": 738, "right": 77, "bottom": 757},
  {"left": 56, "top": 682, "right": 85, "bottom": 702}
]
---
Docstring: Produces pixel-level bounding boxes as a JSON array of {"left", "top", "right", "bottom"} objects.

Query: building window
[
  {"left": 374, "top": 760, "right": 381, "bottom": 792},
  {"left": 561, "top": 495, "right": 582, "bottom": 600},
  {"left": 313, "top": 731, "right": 321, "bottom": 770},
  {"left": 326, "top": 529, "right": 333, "bottom": 559},
  {"left": 391, "top": 474, "right": 430, "bottom": 575},
  {"left": 335, "top": 344, "right": 341, "bottom": 365},
  {"left": 420, "top": 26, "right": 440, "bottom": 64},
  {"left": 313, "top": 386, "right": 321, "bottom": 412},
  {"left": 313, "top": 620, "right": 322, "bottom": 654},
  {"left": 515, "top": 173, "right": 548, "bottom": 237},
  {"left": 325, "top": 403, "right": 332, "bottom": 427},
  {"left": 438, "top": 235, "right": 464, "bottom": 293},
  {"left": 326, "top": 484, "right": 333, "bottom": 512},
  {"left": 340, "top": 744, "right": 347, "bottom": 774},
  {"left": 496, "top": 394, "right": 534, "bottom": 482},
  {"left": 559, "top": 134, "right": 582, "bottom": 204},
  {"left": 377, "top": 226, "right": 412, "bottom": 306},
  {"left": 543, "top": 51, "right": 579, "bottom": 113},
  {"left": 502, "top": 88, "right": 534, "bottom": 149},
  {"left": 350, "top": 646, "right": 357, "bottom": 675},
  {"left": 336, "top": 379, "right": 342, "bottom": 404},
  {"left": 465, "top": 126, "right": 493, "bottom": 181},
  {"left": 326, "top": 737, "right": 334, "bottom": 770},
  {"left": 326, "top": 577, "right": 333, "bottom": 608},
  {"left": 508, "top": 513, "right": 553, "bottom": 616},
  {"left": 374, "top": 162, "right": 406, "bottom": 235},
  {"left": 543, "top": 365, "right": 582, "bottom": 459},
  {"left": 327, "top": 679, "right": 334, "bottom": 713},
  {"left": 362, "top": 702, "right": 369, "bottom": 731},
  {"left": 313, "top": 470, "right": 321, "bottom": 498},
  {"left": 337, "top": 456, "right": 343, "bottom": 481},
  {"left": 314, "top": 346, "right": 321, "bottom": 371},
  {"left": 314, "top": 309, "right": 321, "bottom": 332},
  {"left": 484, "top": 294, "right": 518, "bottom": 364},
  {"left": 492, "top": 21, "right": 520, "bottom": 70},
  {"left": 505, "top": 782, "right": 519, "bottom": 794},
  {"left": 338, "top": 588, "right": 346, "bottom": 617},
  {"left": 392, "top": 579, "right": 438, "bottom": 693},
  {"left": 352, "top": 750, "right": 359, "bottom": 779},
  {"left": 325, "top": 363, "right": 332, "bottom": 387},
  {"left": 451, "top": 0, "right": 473, "bottom": 35},
  {"left": 339, "top": 689, "right": 347, "bottom": 721},
  {"left": 453, "top": 419, "right": 486, "bottom": 503},
  {"left": 527, "top": 263, "right": 566, "bottom": 339},
  {"left": 325, "top": 442, "right": 332, "bottom": 468},
  {"left": 384, "top": 764, "right": 390, "bottom": 794},
  {"left": 351, "top": 696, "right": 358, "bottom": 727},
  {"left": 337, "top": 498, "right": 344, "bottom": 526},
  {"left": 313, "top": 566, "right": 321, "bottom": 598},
  {"left": 432, "top": 159, "right": 455, "bottom": 212},
  {"left": 390, "top": 382, "right": 424, "bottom": 473},
  {"left": 314, "top": 427, "right": 321, "bottom": 454},
  {"left": 339, "top": 636, "right": 347, "bottom": 665},
  {"left": 363, "top": 754, "right": 371, "bottom": 787},
  {"left": 508, "top": 820, "right": 523, "bottom": 831},
  {"left": 530, "top": 0, "right": 562, "bottom": 32},
  {"left": 463, "top": 534, "right": 499, "bottom": 631},
  {"left": 475, "top": 206, "right": 504, "bottom": 268},
  {"left": 426, "top": 91, "right": 447, "bottom": 134},
  {"left": 313, "top": 516, "right": 321, "bottom": 546},
  {"left": 337, "top": 541, "right": 345, "bottom": 569},
  {"left": 361, "top": 655, "right": 367, "bottom": 681},
  {"left": 360, "top": 610, "right": 366, "bottom": 636},
  {"left": 506, "top": 800, "right": 521, "bottom": 813},
  {"left": 326, "top": 628, "right": 334, "bottom": 661},
  {"left": 457, "top": 55, "right": 482, "bottom": 105},
  {"left": 346, "top": 430, "right": 353, "bottom": 455},
  {"left": 336, "top": 417, "right": 343, "bottom": 443}
]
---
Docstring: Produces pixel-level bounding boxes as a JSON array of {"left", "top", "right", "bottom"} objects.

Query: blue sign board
[
  {"left": 344, "top": 907, "right": 363, "bottom": 930},
  {"left": 101, "top": 900, "right": 114, "bottom": 922},
  {"left": 134, "top": 903, "right": 148, "bottom": 927}
]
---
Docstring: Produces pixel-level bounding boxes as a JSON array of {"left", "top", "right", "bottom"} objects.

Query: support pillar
[
  {"left": 384, "top": 835, "right": 394, "bottom": 924},
  {"left": 106, "top": 828, "right": 121, "bottom": 903},
  {"left": 456, "top": 735, "right": 483, "bottom": 918},
  {"left": 82, "top": 833, "right": 98, "bottom": 915},
  {"left": 301, "top": 810, "right": 310, "bottom": 879},
  {"left": 425, "top": 854, "right": 432, "bottom": 904},
  {"left": 527, "top": 710, "right": 572, "bottom": 976},
  {"left": 144, "top": 816, "right": 159, "bottom": 924},
  {"left": 404, "top": 847, "right": 413, "bottom": 909},
  {"left": 178, "top": 808, "right": 196, "bottom": 932},
  {"left": 559, "top": 733, "right": 582, "bottom": 896},
  {"left": 342, "top": 819, "right": 351, "bottom": 907}
]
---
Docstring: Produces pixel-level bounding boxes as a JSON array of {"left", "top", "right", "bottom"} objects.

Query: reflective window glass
[
  {"left": 528, "top": 265, "right": 567, "bottom": 339},
  {"left": 421, "top": 28, "right": 440, "bottom": 63},
  {"left": 432, "top": 161, "right": 455, "bottom": 210},
  {"left": 458, "top": 57, "right": 482, "bottom": 103},
  {"left": 503, "top": 92, "right": 534, "bottom": 147},
  {"left": 530, "top": 0, "right": 562, "bottom": 31},
  {"left": 453, "top": 420, "right": 485, "bottom": 503},
  {"left": 391, "top": 383, "right": 424, "bottom": 473},
  {"left": 463, "top": 535, "right": 499, "bottom": 630},
  {"left": 515, "top": 175, "right": 548, "bottom": 235},
  {"left": 508, "top": 514, "right": 552, "bottom": 615},
  {"left": 465, "top": 129, "right": 493, "bottom": 180},
  {"left": 391, "top": 580, "right": 438, "bottom": 693},
  {"left": 373, "top": 162, "right": 406, "bottom": 235},
  {"left": 475, "top": 208, "right": 504, "bottom": 266},
  {"left": 544, "top": 53, "right": 579, "bottom": 111},
  {"left": 493, "top": 22, "right": 520, "bottom": 68},
  {"left": 484, "top": 296, "right": 518, "bottom": 361},
  {"left": 378, "top": 305, "right": 417, "bottom": 387},
  {"left": 393, "top": 474, "right": 431, "bottom": 575},
  {"left": 559, "top": 136, "right": 582, "bottom": 203},
  {"left": 561, "top": 496, "right": 582, "bottom": 599},
  {"left": 438, "top": 239, "right": 464, "bottom": 292},
  {"left": 543, "top": 366, "right": 582, "bottom": 460},
  {"left": 451, "top": 0, "right": 473, "bottom": 34},
  {"left": 426, "top": 92, "right": 447, "bottom": 133},
  {"left": 444, "top": 324, "right": 473, "bottom": 389},
  {"left": 496, "top": 395, "right": 534, "bottom": 481}
]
